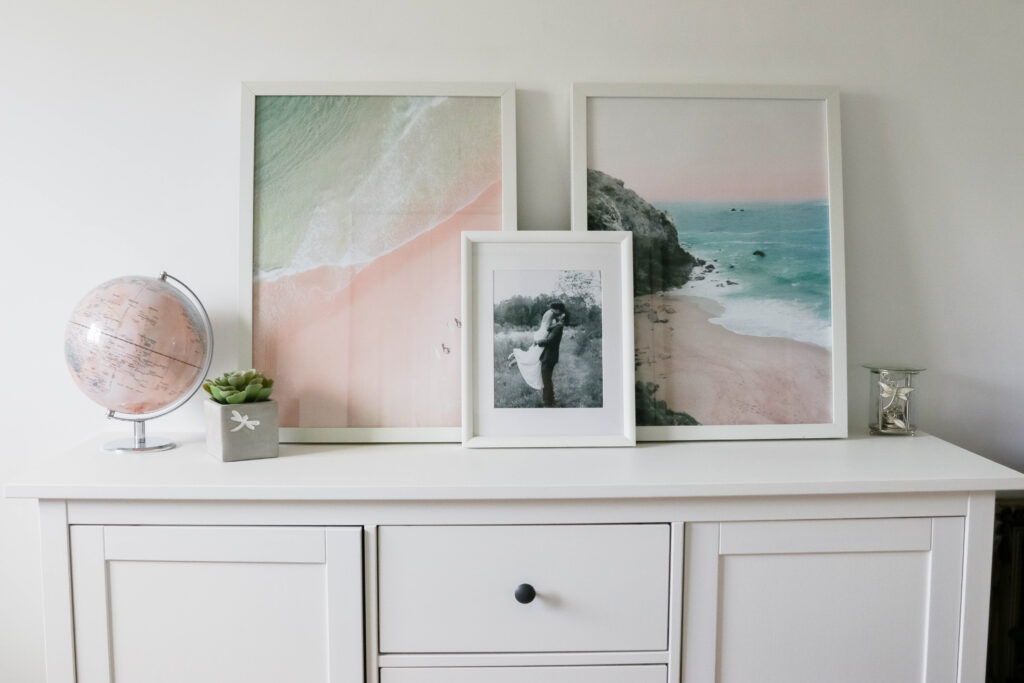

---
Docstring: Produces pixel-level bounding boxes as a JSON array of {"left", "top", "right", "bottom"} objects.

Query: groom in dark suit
[{"left": 537, "top": 302, "right": 567, "bottom": 408}]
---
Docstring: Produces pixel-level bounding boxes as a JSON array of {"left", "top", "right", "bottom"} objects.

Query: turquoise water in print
[
  {"left": 657, "top": 201, "right": 833, "bottom": 349},
  {"left": 253, "top": 95, "right": 500, "bottom": 280}
]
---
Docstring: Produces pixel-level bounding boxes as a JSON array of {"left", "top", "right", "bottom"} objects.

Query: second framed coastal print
[
  {"left": 241, "top": 82, "right": 516, "bottom": 442},
  {"left": 572, "top": 84, "right": 847, "bottom": 440}
]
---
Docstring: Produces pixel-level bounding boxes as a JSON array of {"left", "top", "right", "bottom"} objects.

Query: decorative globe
[{"left": 64, "top": 274, "right": 213, "bottom": 430}]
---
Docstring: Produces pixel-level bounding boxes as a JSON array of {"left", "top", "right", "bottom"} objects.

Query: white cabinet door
[
  {"left": 683, "top": 517, "right": 965, "bottom": 683},
  {"left": 70, "top": 526, "right": 363, "bottom": 683}
]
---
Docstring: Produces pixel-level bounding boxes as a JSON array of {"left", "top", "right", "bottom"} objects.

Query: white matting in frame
[
  {"left": 571, "top": 83, "right": 847, "bottom": 442},
  {"left": 239, "top": 82, "right": 517, "bottom": 443},
  {"left": 462, "top": 231, "right": 635, "bottom": 448}
]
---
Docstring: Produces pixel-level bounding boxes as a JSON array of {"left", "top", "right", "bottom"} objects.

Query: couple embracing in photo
[{"left": 508, "top": 301, "right": 568, "bottom": 407}]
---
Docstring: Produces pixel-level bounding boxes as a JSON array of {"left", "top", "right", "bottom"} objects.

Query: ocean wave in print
[{"left": 254, "top": 95, "right": 501, "bottom": 281}]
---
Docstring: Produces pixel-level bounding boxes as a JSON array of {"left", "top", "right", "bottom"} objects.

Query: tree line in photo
[{"left": 494, "top": 292, "right": 601, "bottom": 336}]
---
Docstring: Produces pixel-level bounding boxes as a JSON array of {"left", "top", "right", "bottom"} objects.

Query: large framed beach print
[
  {"left": 571, "top": 84, "right": 847, "bottom": 440},
  {"left": 462, "top": 231, "right": 635, "bottom": 447},
  {"left": 241, "top": 82, "right": 517, "bottom": 442}
]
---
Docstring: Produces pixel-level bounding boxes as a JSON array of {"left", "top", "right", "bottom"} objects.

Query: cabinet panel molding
[
  {"left": 102, "top": 525, "right": 326, "bottom": 563},
  {"left": 719, "top": 517, "right": 933, "bottom": 555}
]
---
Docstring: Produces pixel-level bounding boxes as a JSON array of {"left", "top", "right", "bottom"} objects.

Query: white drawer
[
  {"left": 381, "top": 665, "right": 666, "bottom": 683},
  {"left": 378, "top": 524, "right": 670, "bottom": 653}
]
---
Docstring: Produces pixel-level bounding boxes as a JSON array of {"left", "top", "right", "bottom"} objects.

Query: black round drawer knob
[{"left": 514, "top": 583, "right": 536, "bottom": 604}]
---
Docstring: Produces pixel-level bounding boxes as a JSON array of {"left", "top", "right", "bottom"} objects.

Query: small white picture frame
[{"left": 462, "top": 231, "right": 636, "bottom": 447}]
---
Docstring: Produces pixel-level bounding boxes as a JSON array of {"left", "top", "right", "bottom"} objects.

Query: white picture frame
[
  {"left": 462, "top": 231, "right": 636, "bottom": 448},
  {"left": 571, "top": 84, "right": 847, "bottom": 441},
  {"left": 240, "top": 82, "right": 517, "bottom": 443}
]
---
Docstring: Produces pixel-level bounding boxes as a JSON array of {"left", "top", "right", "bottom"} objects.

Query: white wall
[{"left": 2, "top": 0, "right": 1022, "bottom": 678}]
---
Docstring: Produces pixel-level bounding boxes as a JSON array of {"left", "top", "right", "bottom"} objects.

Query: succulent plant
[{"left": 203, "top": 369, "right": 274, "bottom": 405}]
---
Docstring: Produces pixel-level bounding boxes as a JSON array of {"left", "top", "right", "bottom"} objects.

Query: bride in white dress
[{"left": 508, "top": 308, "right": 555, "bottom": 390}]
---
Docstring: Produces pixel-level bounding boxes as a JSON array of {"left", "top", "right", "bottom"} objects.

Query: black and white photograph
[
  {"left": 493, "top": 269, "right": 603, "bottom": 409},
  {"left": 462, "top": 230, "right": 633, "bottom": 447}
]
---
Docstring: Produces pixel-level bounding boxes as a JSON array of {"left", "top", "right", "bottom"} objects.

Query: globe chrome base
[
  {"left": 103, "top": 420, "right": 175, "bottom": 454},
  {"left": 104, "top": 437, "right": 176, "bottom": 453}
]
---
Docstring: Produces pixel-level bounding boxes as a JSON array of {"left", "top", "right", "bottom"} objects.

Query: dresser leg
[
  {"left": 959, "top": 492, "right": 996, "bottom": 683},
  {"left": 38, "top": 500, "right": 76, "bottom": 683}
]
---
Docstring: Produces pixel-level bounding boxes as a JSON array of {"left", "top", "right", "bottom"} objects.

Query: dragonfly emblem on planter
[{"left": 229, "top": 410, "right": 261, "bottom": 432}]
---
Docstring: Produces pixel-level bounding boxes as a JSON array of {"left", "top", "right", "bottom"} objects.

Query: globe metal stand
[
  {"left": 105, "top": 418, "right": 176, "bottom": 454},
  {"left": 101, "top": 272, "right": 215, "bottom": 454}
]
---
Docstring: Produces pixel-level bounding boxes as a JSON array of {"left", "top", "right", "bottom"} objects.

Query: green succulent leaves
[{"left": 203, "top": 369, "right": 274, "bottom": 405}]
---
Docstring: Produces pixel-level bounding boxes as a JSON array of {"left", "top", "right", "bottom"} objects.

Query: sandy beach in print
[
  {"left": 252, "top": 94, "right": 503, "bottom": 430},
  {"left": 635, "top": 291, "right": 831, "bottom": 424},
  {"left": 254, "top": 181, "right": 501, "bottom": 428}
]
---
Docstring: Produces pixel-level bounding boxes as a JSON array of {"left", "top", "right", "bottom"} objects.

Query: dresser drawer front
[
  {"left": 379, "top": 524, "right": 670, "bottom": 653},
  {"left": 381, "top": 665, "right": 666, "bottom": 683}
]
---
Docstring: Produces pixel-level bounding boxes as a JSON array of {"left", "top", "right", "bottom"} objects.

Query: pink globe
[{"left": 65, "top": 275, "right": 212, "bottom": 416}]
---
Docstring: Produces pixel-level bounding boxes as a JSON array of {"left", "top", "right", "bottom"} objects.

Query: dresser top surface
[{"left": 6, "top": 433, "right": 1024, "bottom": 501}]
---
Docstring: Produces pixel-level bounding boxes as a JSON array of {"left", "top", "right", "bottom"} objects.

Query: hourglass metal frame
[{"left": 864, "top": 364, "right": 924, "bottom": 436}]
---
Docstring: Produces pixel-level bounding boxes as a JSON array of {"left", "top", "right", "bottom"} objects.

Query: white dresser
[{"left": 7, "top": 434, "right": 1024, "bottom": 683}]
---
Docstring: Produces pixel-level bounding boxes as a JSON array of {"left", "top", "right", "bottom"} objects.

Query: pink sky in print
[{"left": 588, "top": 97, "right": 828, "bottom": 203}]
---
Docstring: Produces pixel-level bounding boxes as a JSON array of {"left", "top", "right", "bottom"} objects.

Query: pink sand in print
[{"left": 252, "top": 95, "right": 503, "bottom": 429}]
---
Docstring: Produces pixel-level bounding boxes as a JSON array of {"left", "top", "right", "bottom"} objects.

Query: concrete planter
[{"left": 204, "top": 400, "right": 279, "bottom": 462}]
